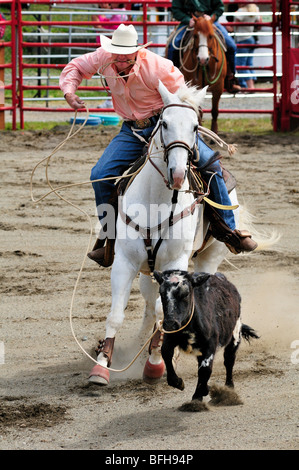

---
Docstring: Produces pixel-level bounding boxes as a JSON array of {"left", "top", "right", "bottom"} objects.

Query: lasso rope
[{"left": 30, "top": 107, "right": 159, "bottom": 372}]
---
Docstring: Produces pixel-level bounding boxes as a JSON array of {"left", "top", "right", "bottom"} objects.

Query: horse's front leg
[
  {"left": 139, "top": 273, "right": 159, "bottom": 337},
  {"left": 140, "top": 275, "right": 165, "bottom": 384},
  {"left": 89, "top": 253, "right": 138, "bottom": 385},
  {"left": 210, "top": 89, "right": 222, "bottom": 135}
]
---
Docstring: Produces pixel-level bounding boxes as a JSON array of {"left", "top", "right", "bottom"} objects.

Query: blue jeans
[
  {"left": 91, "top": 120, "right": 236, "bottom": 231},
  {"left": 236, "top": 37, "right": 256, "bottom": 88},
  {"left": 168, "top": 22, "right": 237, "bottom": 73}
]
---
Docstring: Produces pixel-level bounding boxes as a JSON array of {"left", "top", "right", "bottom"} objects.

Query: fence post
[{"left": 0, "top": 42, "right": 4, "bottom": 130}]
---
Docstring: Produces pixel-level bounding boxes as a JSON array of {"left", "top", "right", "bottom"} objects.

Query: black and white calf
[{"left": 154, "top": 270, "right": 258, "bottom": 402}]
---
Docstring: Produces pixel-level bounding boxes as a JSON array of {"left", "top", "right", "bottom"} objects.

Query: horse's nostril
[{"left": 169, "top": 168, "right": 174, "bottom": 185}]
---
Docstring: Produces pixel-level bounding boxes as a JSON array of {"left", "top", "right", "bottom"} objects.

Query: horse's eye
[{"left": 162, "top": 121, "right": 168, "bottom": 129}]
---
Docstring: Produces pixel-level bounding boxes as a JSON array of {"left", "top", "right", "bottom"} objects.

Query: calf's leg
[
  {"left": 193, "top": 351, "right": 215, "bottom": 401},
  {"left": 223, "top": 336, "right": 240, "bottom": 388}
]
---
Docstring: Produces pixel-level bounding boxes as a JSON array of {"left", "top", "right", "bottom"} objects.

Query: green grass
[
  {"left": 3, "top": 121, "right": 69, "bottom": 131},
  {"left": 202, "top": 117, "right": 274, "bottom": 134},
  {"left": 3, "top": 117, "right": 298, "bottom": 134}
]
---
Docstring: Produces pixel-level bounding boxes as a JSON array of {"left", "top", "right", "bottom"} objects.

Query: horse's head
[
  {"left": 192, "top": 14, "right": 216, "bottom": 66},
  {"left": 158, "top": 81, "right": 207, "bottom": 190}
]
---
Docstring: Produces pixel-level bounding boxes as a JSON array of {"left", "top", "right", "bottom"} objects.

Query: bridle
[
  {"left": 119, "top": 102, "right": 205, "bottom": 274},
  {"left": 152, "top": 102, "right": 200, "bottom": 166}
]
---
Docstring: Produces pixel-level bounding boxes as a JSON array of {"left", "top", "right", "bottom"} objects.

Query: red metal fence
[
  {"left": 0, "top": 0, "right": 298, "bottom": 131},
  {"left": 0, "top": 0, "right": 17, "bottom": 129}
]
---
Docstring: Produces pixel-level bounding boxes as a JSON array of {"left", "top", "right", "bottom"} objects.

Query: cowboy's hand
[{"left": 64, "top": 93, "right": 85, "bottom": 110}]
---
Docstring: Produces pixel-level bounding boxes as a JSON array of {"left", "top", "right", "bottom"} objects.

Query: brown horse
[{"left": 179, "top": 15, "right": 227, "bottom": 135}]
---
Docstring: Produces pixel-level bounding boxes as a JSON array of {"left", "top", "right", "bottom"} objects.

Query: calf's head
[{"left": 154, "top": 270, "right": 210, "bottom": 332}]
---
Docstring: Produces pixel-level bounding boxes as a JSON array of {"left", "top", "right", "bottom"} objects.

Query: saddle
[{"left": 100, "top": 152, "right": 236, "bottom": 268}]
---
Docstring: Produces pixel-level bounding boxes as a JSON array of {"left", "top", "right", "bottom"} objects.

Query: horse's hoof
[
  {"left": 143, "top": 358, "right": 165, "bottom": 384},
  {"left": 88, "top": 364, "right": 110, "bottom": 386}
]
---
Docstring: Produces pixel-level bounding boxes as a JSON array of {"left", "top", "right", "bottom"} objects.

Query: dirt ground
[{"left": 0, "top": 124, "right": 298, "bottom": 451}]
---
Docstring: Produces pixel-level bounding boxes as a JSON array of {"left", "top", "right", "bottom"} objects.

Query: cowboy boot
[
  {"left": 206, "top": 205, "right": 258, "bottom": 254},
  {"left": 88, "top": 187, "right": 118, "bottom": 267},
  {"left": 225, "top": 61, "right": 241, "bottom": 94},
  {"left": 87, "top": 237, "right": 115, "bottom": 267}
]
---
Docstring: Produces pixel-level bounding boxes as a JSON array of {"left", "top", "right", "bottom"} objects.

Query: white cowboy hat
[{"left": 100, "top": 24, "right": 151, "bottom": 54}]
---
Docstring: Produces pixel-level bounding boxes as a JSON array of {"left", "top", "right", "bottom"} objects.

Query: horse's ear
[
  {"left": 158, "top": 80, "right": 174, "bottom": 106},
  {"left": 211, "top": 14, "right": 216, "bottom": 24},
  {"left": 197, "top": 85, "right": 208, "bottom": 107}
]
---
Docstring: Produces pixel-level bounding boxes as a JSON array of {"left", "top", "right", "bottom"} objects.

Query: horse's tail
[
  {"left": 241, "top": 323, "right": 260, "bottom": 342},
  {"left": 238, "top": 204, "right": 281, "bottom": 251}
]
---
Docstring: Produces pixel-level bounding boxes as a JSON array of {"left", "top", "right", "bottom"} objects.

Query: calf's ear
[
  {"left": 153, "top": 270, "right": 164, "bottom": 284},
  {"left": 191, "top": 273, "right": 210, "bottom": 286}
]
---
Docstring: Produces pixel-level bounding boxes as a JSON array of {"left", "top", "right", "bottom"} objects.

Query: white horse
[{"left": 89, "top": 81, "right": 240, "bottom": 385}]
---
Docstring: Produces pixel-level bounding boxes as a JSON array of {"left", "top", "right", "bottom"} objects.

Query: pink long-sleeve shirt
[{"left": 59, "top": 47, "right": 185, "bottom": 120}]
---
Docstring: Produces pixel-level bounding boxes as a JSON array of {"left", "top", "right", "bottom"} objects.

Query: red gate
[
  {"left": 279, "top": 0, "right": 299, "bottom": 131},
  {"left": 0, "top": 0, "right": 17, "bottom": 129}
]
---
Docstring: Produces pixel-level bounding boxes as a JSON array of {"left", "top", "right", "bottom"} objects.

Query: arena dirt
[{"left": 0, "top": 125, "right": 298, "bottom": 450}]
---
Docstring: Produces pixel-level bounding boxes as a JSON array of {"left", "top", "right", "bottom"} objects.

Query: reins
[{"left": 179, "top": 24, "right": 225, "bottom": 85}]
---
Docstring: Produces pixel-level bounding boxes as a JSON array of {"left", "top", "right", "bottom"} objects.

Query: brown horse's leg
[{"left": 211, "top": 90, "right": 221, "bottom": 135}]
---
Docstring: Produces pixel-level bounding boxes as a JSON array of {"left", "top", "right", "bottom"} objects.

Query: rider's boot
[
  {"left": 207, "top": 206, "right": 258, "bottom": 254},
  {"left": 89, "top": 337, "right": 115, "bottom": 385},
  {"left": 88, "top": 188, "right": 118, "bottom": 267},
  {"left": 87, "top": 237, "right": 115, "bottom": 267},
  {"left": 225, "top": 62, "right": 241, "bottom": 94}
]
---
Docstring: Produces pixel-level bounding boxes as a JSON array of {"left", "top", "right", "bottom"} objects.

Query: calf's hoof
[
  {"left": 88, "top": 364, "right": 110, "bottom": 386},
  {"left": 143, "top": 358, "right": 165, "bottom": 384},
  {"left": 169, "top": 376, "right": 185, "bottom": 391}
]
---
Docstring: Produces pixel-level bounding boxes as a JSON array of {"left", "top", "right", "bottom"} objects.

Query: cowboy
[
  {"left": 169, "top": 0, "right": 241, "bottom": 93},
  {"left": 59, "top": 24, "right": 257, "bottom": 266}
]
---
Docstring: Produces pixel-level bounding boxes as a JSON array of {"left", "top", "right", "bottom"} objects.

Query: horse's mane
[
  {"left": 194, "top": 16, "right": 214, "bottom": 37},
  {"left": 176, "top": 84, "right": 205, "bottom": 116}
]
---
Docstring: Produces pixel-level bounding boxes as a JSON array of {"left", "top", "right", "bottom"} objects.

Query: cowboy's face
[{"left": 112, "top": 52, "right": 137, "bottom": 73}]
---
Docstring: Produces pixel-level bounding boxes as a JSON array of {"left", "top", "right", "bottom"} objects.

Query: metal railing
[{"left": 1, "top": 0, "right": 296, "bottom": 130}]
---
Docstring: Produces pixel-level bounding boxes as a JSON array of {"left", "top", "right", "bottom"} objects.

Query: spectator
[
  {"left": 169, "top": 0, "right": 241, "bottom": 93},
  {"left": 92, "top": 3, "right": 128, "bottom": 44},
  {"left": 234, "top": 3, "right": 261, "bottom": 90},
  {"left": 0, "top": 11, "right": 6, "bottom": 39}
]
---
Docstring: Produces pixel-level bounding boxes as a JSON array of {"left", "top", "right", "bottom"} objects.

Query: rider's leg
[
  {"left": 167, "top": 26, "right": 186, "bottom": 67},
  {"left": 214, "top": 21, "right": 241, "bottom": 94},
  {"left": 196, "top": 136, "right": 257, "bottom": 254}
]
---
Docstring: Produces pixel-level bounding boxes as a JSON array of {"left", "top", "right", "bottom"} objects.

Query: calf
[{"left": 154, "top": 270, "right": 258, "bottom": 402}]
